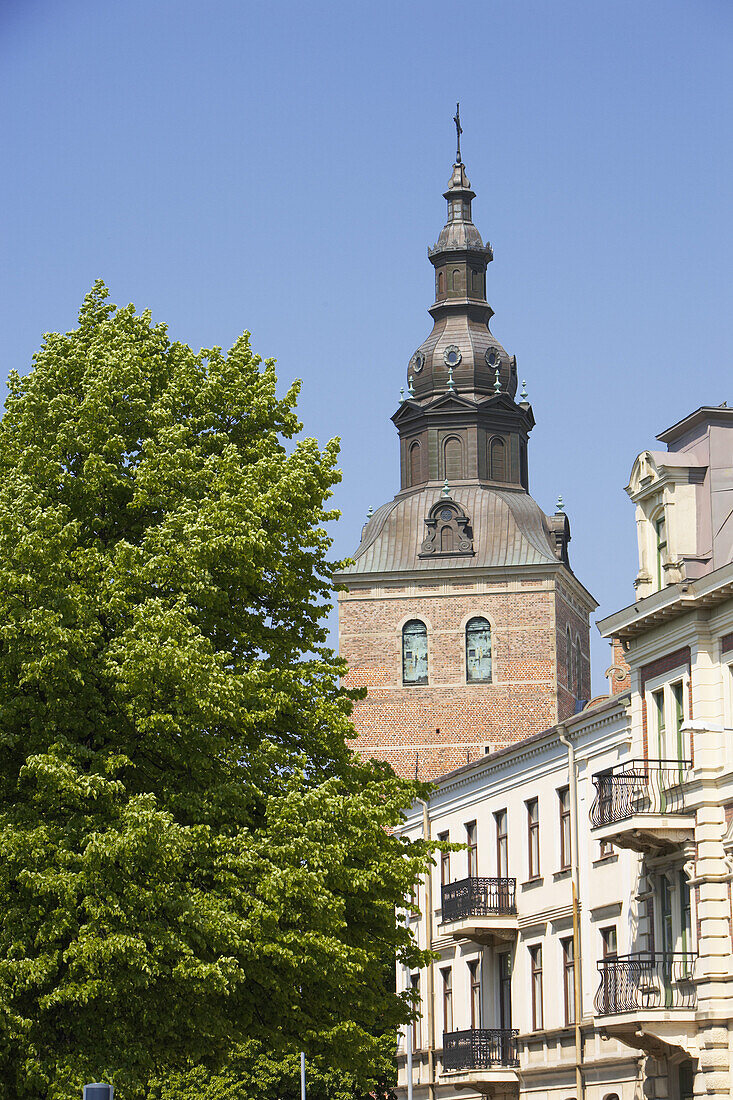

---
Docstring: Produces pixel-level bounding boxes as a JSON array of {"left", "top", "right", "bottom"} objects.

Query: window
[
  {"left": 566, "top": 627, "right": 573, "bottom": 691},
  {"left": 439, "top": 830, "right": 450, "bottom": 887},
  {"left": 451, "top": 268, "right": 460, "bottom": 291},
  {"left": 575, "top": 637, "right": 582, "bottom": 698},
  {"left": 653, "top": 688, "right": 666, "bottom": 757},
  {"left": 489, "top": 436, "right": 506, "bottom": 481},
  {"left": 441, "top": 967, "right": 453, "bottom": 1034},
  {"left": 498, "top": 952, "right": 512, "bottom": 1030},
  {"left": 466, "top": 617, "right": 492, "bottom": 683},
  {"left": 599, "top": 836, "right": 614, "bottom": 859},
  {"left": 438, "top": 271, "right": 444, "bottom": 296},
  {"left": 410, "top": 973, "right": 420, "bottom": 1051},
  {"left": 530, "top": 944, "right": 543, "bottom": 1030},
  {"left": 656, "top": 514, "right": 667, "bottom": 589},
  {"left": 466, "top": 821, "right": 478, "bottom": 878},
  {"left": 402, "top": 620, "right": 428, "bottom": 685},
  {"left": 527, "top": 798, "right": 540, "bottom": 879},
  {"left": 408, "top": 882, "right": 419, "bottom": 915},
  {"left": 444, "top": 436, "right": 463, "bottom": 481},
  {"left": 679, "top": 871, "right": 692, "bottom": 952},
  {"left": 601, "top": 926, "right": 617, "bottom": 959},
  {"left": 409, "top": 441, "right": 421, "bottom": 485},
  {"left": 495, "top": 809, "right": 508, "bottom": 878},
  {"left": 599, "top": 927, "right": 617, "bottom": 1017},
  {"left": 559, "top": 787, "right": 571, "bottom": 870},
  {"left": 672, "top": 680, "right": 685, "bottom": 764},
  {"left": 562, "top": 937, "right": 575, "bottom": 1025},
  {"left": 469, "top": 960, "right": 481, "bottom": 1029}
]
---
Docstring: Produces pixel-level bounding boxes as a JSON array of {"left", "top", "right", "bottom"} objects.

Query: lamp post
[{"left": 83, "top": 1086, "right": 113, "bottom": 1100}]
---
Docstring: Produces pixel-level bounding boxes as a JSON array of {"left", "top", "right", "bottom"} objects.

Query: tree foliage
[{"left": 0, "top": 284, "right": 430, "bottom": 1098}]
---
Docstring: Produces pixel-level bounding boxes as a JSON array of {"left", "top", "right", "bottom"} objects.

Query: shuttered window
[
  {"left": 402, "top": 620, "right": 428, "bottom": 685},
  {"left": 466, "top": 617, "right": 492, "bottom": 683}
]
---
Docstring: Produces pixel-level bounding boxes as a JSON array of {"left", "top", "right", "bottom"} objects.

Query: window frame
[
  {"left": 466, "top": 821, "right": 478, "bottom": 879},
  {"left": 558, "top": 787, "right": 571, "bottom": 871},
  {"left": 495, "top": 808, "right": 508, "bottom": 878},
  {"left": 402, "top": 619, "right": 428, "bottom": 686},
  {"left": 441, "top": 966, "right": 453, "bottom": 1034},
  {"left": 465, "top": 615, "right": 492, "bottom": 684},
  {"left": 526, "top": 797, "right": 540, "bottom": 880},
  {"left": 410, "top": 973, "right": 420, "bottom": 1051},
  {"left": 468, "top": 959, "right": 481, "bottom": 1029},
  {"left": 530, "top": 944, "right": 543, "bottom": 1031},
  {"left": 561, "top": 936, "right": 575, "bottom": 1025},
  {"left": 438, "top": 830, "right": 450, "bottom": 887}
]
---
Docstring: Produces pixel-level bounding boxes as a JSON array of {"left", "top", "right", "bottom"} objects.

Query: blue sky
[{"left": 1, "top": 0, "right": 732, "bottom": 692}]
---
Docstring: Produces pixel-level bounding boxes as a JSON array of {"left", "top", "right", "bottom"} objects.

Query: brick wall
[{"left": 339, "top": 574, "right": 591, "bottom": 781}]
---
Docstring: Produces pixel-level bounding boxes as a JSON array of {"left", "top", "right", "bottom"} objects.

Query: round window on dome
[{"left": 443, "top": 345, "right": 462, "bottom": 368}]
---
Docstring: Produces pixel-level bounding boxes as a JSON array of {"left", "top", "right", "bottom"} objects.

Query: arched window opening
[
  {"left": 440, "top": 525, "right": 455, "bottom": 553},
  {"left": 451, "top": 268, "right": 460, "bottom": 291},
  {"left": 444, "top": 437, "right": 463, "bottom": 481},
  {"left": 402, "top": 620, "right": 428, "bottom": 685},
  {"left": 438, "top": 271, "right": 444, "bottom": 296},
  {"left": 566, "top": 627, "right": 573, "bottom": 691},
  {"left": 472, "top": 268, "right": 482, "bottom": 294},
  {"left": 466, "top": 617, "right": 492, "bottom": 683},
  {"left": 489, "top": 436, "right": 506, "bottom": 482},
  {"left": 409, "top": 441, "right": 421, "bottom": 486},
  {"left": 575, "top": 637, "right": 582, "bottom": 698}
]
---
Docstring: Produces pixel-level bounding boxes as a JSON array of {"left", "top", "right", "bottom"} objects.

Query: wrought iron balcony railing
[
  {"left": 441, "top": 876, "right": 517, "bottom": 923},
  {"left": 595, "top": 953, "right": 697, "bottom": 1015},
  {"left": 443, "top": 1028, "right": 519, "bottom": 1071},
  {"left": 590, "top": 759, "right": 692, "bottom": 828}
]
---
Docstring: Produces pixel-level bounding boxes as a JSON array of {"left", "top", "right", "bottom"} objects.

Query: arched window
[
  {"left": 402, "top": 620, "right": 428, "bottom": 685},
  {"left": 444, "top": 437, "right": 463, "bottom": 481},
  {"left": 440, "top": 525, "right": 455, "bottom": 553},
  {"left": 466, "top": 617, "right": 492, "bottom": 683},
  {"left": 472, "top": 268, "right": 482, "bottom": 295},
  {"left": 566, "top": 627, "right": 573, "bottom": 691},
  {"left": 489, "top": 436, "right": 506, "bottom": 481},
  {"left": 409, "top": 441, "right": 421, "bottom": 486},
  {"left": 575, "top": 636, "right": 582, "bottom": 698},
  {"left": 451, "top": 268, "right": 460, "bottom": 291},
  {"left": 438, "top": 271, "right": 444, "bottom": 296}
]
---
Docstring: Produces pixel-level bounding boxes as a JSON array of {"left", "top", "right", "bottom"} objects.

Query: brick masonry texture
[{"left": 339, "top": 574, "right": 591, "bottom": 782}]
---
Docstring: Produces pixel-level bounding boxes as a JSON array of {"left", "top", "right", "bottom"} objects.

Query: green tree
[{"left": 0, "top": 283, "right": 430, "bottom": 1099}]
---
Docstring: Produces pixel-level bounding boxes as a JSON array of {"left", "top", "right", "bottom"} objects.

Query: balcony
[
  {"left": 441, "top": 1028, "right": 519, "bottom": 1092},
  {"left": 590, "top": 759, "right": 695, "bottom": 853},
  {"left": 595, "top": 953, "right": 698, "bottom": 1057},
  {"left": 441, "top": 877, "right": 518, "bottom": 942}
]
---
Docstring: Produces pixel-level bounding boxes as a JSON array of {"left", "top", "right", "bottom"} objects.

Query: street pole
[
  {"left": 300, "top": 1051, "right": 306, "bottom": 1100},
  {"left": 404, "top": 911, "right": 413, "bottom": 1100}
]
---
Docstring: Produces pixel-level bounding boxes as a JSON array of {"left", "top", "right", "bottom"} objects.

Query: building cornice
[{"left": 597, "top": 559, "right": 733, "bottom": 642}]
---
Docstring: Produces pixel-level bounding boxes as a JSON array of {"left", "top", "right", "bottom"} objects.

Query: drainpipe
[
  {"left": 558, "top": 726, "right": 585, "bottom": 1100},
  {"left": 419, "top": 798, "right": 436, "bottom": 1100}
]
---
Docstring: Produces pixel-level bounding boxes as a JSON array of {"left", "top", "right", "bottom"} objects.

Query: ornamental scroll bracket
[{"left": 419, "top": 498, "right": 475, "bottom": 558}]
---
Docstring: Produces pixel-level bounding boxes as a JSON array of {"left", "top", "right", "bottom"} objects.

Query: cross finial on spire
[{"left": 453, "top": 102, "right": 463, "bottom": 164}]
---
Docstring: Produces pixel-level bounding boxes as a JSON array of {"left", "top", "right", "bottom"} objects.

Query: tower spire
[{"left": 453, "top": 101, "right": 463, "bottom": 164}]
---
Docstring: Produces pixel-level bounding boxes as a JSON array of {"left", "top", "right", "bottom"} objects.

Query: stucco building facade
[{"left": 395, "top": 405, "right": 733, "bottom": 1100}]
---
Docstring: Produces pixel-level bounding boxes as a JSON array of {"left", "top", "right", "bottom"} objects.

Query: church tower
[{"left": 336, "top": 117, "right": 596, "bottom": 781}]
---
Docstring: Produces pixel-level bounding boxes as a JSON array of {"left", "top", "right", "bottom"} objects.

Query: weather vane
[{"left": 453, "top": 102, "right": 462, "bottom": 164}]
